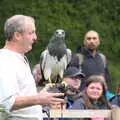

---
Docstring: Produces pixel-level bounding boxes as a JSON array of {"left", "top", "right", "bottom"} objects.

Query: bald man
[{"left": 68, "top": 30, "right": 111, "bottom": 90}]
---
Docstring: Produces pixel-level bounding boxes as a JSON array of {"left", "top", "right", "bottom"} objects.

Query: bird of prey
[{"left": 40, "top": 29, "right": 72, "bottom": 83}]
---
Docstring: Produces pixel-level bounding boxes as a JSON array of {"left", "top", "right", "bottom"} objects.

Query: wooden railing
[
  {"left": 1, "top": 108, "right": 120, "bottom": 120},
  {"left": 46, "top": 109, "right": 120, "bottom": 120}
]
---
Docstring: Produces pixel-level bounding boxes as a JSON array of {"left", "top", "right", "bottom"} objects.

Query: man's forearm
[{"left": 11, "top": 95, "right": 39, "bottom": 111}]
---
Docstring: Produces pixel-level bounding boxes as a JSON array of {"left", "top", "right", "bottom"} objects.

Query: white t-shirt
[{"left": 0, "top": 49, "right": 43, "bottom": 120}]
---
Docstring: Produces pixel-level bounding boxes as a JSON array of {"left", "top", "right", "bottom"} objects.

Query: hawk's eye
[
  {"left": 62, "top": 32, "right": 64, "bottom": 34},
  {"left": 56, "top": 31, "right": 58, "bottom": 34}
]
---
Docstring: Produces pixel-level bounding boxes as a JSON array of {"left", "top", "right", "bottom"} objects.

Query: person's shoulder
[
  {"left": 73, "top": 95, "right": 85, "bottom": 104},
  {"left": 98, "top": 51, "right": 107, "bottom": 68},
  {"left": 0, "top": 49, "right": 11, "bottom": 61},
  {"left": 72, "top": 95, "right": 86, "bottom": 109},
  {"left": 76, "top": 46, "right": 82, "bottom": 53},
  {"left": 106, "top": 90, "right": 115, "bottom": 100},
  {"left": 97, "top": 51, "right": 107, "bottom": 59},
  {"left": 109, "top": 95, "right": 117, "bottom": 102},
  {"left": 76, "top": 45, "right": 84, "bottom": 53}
]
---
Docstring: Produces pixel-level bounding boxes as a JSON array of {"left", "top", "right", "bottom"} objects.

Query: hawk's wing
[
  {"left": 57, "top": 49, "right": 72, "bottom": 79},
  {"left": 40, "top": 49, "right": 49, "bottom": 81},
  {"left": 40, "top": 49, "right": 59, "bottom": 81},
  {"left": 40, "top": 49, "right": 47, "bottom": 71},
  {"left": 40, "top": 48, "right": 72, "bottom": 82}
]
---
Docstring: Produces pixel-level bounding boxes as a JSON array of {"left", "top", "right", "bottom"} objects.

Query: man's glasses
[{"left": 86, "top": 37, "right": 97, "bottom": 40}]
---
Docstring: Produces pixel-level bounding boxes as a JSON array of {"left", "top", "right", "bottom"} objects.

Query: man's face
[
  {"left": 63, "top": 76, "right": 81, "bottom": 89},
  {"left": 84, "top": 31, "right": 100, "bottom": 51},
  {"left": 19, "top": 22, "right": 37, "bottom": 53}
]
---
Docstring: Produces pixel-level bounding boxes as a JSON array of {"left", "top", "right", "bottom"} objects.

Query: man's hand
[{"left": 38, "top": 91, "right": 65, "bottom": 105}]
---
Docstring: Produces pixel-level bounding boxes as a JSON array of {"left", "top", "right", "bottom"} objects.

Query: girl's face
[{"left": 86, "top": 82, "right": 103, "bottom": 100}]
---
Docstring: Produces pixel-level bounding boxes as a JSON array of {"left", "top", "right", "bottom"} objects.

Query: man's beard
[
  {"left": 88, "top": 45, "right": 96, "bottom": 53},
  {"left": 88, "top": 48, "right": 95, "bottom": 52}
]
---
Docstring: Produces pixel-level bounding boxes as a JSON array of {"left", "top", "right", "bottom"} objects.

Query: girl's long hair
[{"left": 75, "top": 75, "right": 112, "bottom": 109}]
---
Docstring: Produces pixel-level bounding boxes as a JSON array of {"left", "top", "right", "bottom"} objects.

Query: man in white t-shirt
[{"left": 0, "top": 15, "right": 64, "bottom": 120}]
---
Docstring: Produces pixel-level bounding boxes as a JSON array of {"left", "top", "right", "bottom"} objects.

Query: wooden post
[{"left": 111, "top": 109, "right": 120, "bottom": 120}]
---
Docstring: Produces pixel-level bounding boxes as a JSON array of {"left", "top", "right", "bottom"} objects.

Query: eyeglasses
[{"left": 86, "top": 37, "right": 97, "bottom": 40}]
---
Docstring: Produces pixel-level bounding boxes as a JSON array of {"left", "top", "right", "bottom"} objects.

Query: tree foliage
[{"left": 0, "top": 0, "right": 120, "bottom": 91}]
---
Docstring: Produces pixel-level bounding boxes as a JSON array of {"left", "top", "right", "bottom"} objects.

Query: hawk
[{"left": 40, "top": 29, "right": 72, "bottom": 83}]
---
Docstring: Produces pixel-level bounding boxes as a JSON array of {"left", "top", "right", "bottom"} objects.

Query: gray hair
[{"left": 4, "top": 15, "right": 35, "bottom": 41}]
